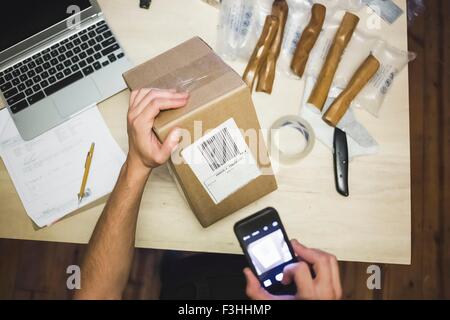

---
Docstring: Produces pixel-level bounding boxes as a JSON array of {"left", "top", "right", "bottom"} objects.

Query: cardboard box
[{"left": 123, "top": 37, "right": 277, "bottom": 227}]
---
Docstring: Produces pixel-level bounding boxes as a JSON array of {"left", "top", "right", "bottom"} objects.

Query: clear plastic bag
[
  {"left": 304, "top": 15, "right": 341, "bottom": 79},
  {"left": 352, "top": 42, "right": 416, "bottom": 116},
  {"left": 279, "top": 0, "right": 364, "bottom": 76},
  {"left": 332, "top": 29, "right": 380, "bottom": 88},
  {"left": 216, "top": 0, "right": 274, "bottom": 61},
  {"left": 305, "top": 13, "right": 415, "bottom": 117},
  {"left": 278, "top": 0, "right": 312, "bottom": 75},
  {"left": 300, "top": 76, "right": 379, "bottom": 158},
  {"left": 319, "top": 0, "right": 364, "bottom": 12}
]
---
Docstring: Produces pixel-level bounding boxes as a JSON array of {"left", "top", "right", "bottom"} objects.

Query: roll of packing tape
[{"left": 268, "top": 115, "right": 315, "bottom": 164}]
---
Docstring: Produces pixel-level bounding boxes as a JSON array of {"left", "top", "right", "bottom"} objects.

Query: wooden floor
[{"left": 0, "top": 0, "right": 449, "bottom": 300}]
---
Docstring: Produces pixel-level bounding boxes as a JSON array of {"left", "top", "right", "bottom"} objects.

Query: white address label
[{"left": 181, "top": 118, "right": 261, "bottom": 204}]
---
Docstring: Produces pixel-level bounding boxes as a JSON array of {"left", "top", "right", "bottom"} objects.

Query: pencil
[{"left": 78, "top": 142, "right": 95, "bottom": 203}]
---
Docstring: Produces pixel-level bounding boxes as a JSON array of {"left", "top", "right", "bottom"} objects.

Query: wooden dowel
[
  {"left": 308, "top": 12, "right": 360, "bottom": 111},
  {"left": 243, "top": 15, "right": 279, "bottom": 92},
  {"left": 323, "top": 54, "right": 380, "bottom": 127},
  {"left": 291, "top": 3, "right": 326, "bottom": 77},
  {"left": 256, "top": 0, "right": 289, "bottom": 94}
]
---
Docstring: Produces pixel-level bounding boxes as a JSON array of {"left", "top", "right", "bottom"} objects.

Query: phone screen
[{"left": 235, "top": 208, "right": 297, "bottom": 291}]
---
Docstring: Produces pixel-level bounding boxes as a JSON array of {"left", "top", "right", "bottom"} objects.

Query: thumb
[
  {"left": 243, "top": 268, "right": 296, "bottom": 301},
  {"left": 243, "top": 268, "right": 272, "bottom": 300},
  {"left": 158, "top": 128, "right": 182, "bottom": 163},
  {"left": 281, "top": 263, "right": 299, "bottom": 285}
]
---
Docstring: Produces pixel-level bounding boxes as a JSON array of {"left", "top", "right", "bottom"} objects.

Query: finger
[
  {"left": 329, "top": 255, "right": 343, "bottom": 299},
  {"left": 243, "top": 268, "right": 275, "bottom": 300},
  {"left": 137, "top": 97, "right": 188, "bottom": 125},
  {"left": 281, "top": 263, "right": 299, "bottom": 285},
  {"left": 133, "top": 90, "right": 189, "bottom": 116},
  {"left": 292, "top": 241, "right": 337, "bottom": 294},
  {"left": 291, "top": 240, "right": 331, "bottom": 275},
  {"left": 132, "top": 88, "right": 152, "bottom": 109},
  {"left": 294, "top": 261, "right": 315, "bottom": 300},
  {"left": 131, "top": 88, "right": 185, "bottom": 111},
  {"left": 243, "top": 268, "right": 295, "bottom": 301},
  {"left": 129, "top": 90, "right": 139, "bottom": 108},
  {"left": 153, "top": 128, "right": 182, "bottom": 165},
  {"left": 291, "top": 239, "right": 322, "bottom": 264}
]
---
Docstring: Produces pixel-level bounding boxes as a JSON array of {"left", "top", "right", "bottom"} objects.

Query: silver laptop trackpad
[
  {"left": 51, "top": 77, "right": 101, "bottom": 118},
  {"left": 12, "top": 98, "right": 62, "bottom": 141}
]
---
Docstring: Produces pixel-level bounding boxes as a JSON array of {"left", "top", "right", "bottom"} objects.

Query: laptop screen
[{"left": 0, "top": 0, "right": 92, "bottom": 53}]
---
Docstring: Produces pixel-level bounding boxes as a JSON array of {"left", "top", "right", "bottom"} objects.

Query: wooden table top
[{"left": 0, "top": 0, "right": 411, "bottom": 264}]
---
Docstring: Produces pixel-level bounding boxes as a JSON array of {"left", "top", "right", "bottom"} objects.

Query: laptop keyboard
[{"left": 0, "top": 20, "right": 125, "bottom": 114}]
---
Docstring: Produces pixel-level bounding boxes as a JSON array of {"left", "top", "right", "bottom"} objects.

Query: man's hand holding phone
[{"left": 244, "top": 239, "right": 342, "bottom": 300}]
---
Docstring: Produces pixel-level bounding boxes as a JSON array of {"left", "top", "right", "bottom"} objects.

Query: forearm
[
  {"left": 73, "top": 88, "right": 187, "bottom": 299},
  {"left": 74, "top": 160, "right": 150, "bottom": 299}
]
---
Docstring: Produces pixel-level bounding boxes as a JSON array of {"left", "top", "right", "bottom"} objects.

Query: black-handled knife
[{"left": 333, "top": 128, "right": 349, "bottom": 197}]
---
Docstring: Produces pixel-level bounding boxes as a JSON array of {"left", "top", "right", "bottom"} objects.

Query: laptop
[{"left": 0, "top": 0, "right": 133, "bottom": 140}]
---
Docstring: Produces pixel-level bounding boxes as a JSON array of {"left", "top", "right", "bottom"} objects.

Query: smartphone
[{"left": 234, "top": 207, "right": 297, "bottom": 295}]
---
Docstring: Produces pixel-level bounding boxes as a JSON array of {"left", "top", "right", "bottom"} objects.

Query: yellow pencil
[{"left": 78, "top": 142, "right": 95, "bottom": 203}]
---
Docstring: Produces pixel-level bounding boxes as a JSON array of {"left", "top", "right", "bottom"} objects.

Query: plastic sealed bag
[
  {"left": 300, "top": 76, "right": 379, "bottom": 158},
  {"left": 217, "top": 0, "right": 364, "bottom": 71},
  {"left": 332, "top": 29, "right": 380, "bottom": 88},
  {"left": 304, "top": 14, "right": 342, "bottom": 79},
  {"left": 330, "top": 31, "right": 415, "bottom": 116},
  {"left": 279, "top": 0, "right": 363, "bottom": 76},
  {"left": 305, "top": 14, "right": 415, "bottom": 117},
  {"left": 278, "top": 0, "right": 312, "bottom": 75},
  {"left": 216, "top": 0, "right": 274, "bottom": 61},
  {"left": 318, "top": 0, "right": 364, "bottom": 12},
  {"left": 352, "top": 42, "right": 416, "bottom": 116}
]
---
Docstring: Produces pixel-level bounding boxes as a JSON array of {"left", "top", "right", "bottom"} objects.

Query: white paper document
[{"left": 0, "top": 106, "right": 125, "bottom": 227}]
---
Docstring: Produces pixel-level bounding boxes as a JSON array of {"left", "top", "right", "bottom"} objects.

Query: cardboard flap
[{"left": 122, "top": 37, "right": 245, "bottom": 132}]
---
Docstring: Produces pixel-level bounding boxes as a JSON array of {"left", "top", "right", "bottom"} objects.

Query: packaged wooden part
[
  {"left": 242, "top": 15, "right": 279, "bottom": 91},
  {"left": 290, "top": 3, "right": 326, "bottom": 77},
  {"left": 323, "top": 54, "right": 380, "bottom": 127},
  {"left": 307, "top": 12, "right": 359, "bottom": 112},
  {"left": 256, "top": 0, "right": 289, "bottom": 94}
]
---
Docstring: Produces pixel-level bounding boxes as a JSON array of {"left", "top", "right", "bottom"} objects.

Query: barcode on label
[
  {"left": 198, "top": 127, "right": 240, "bottom": 171},
  {"left": 181, "top": 118, "right": 261, "bottom": 205}
]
